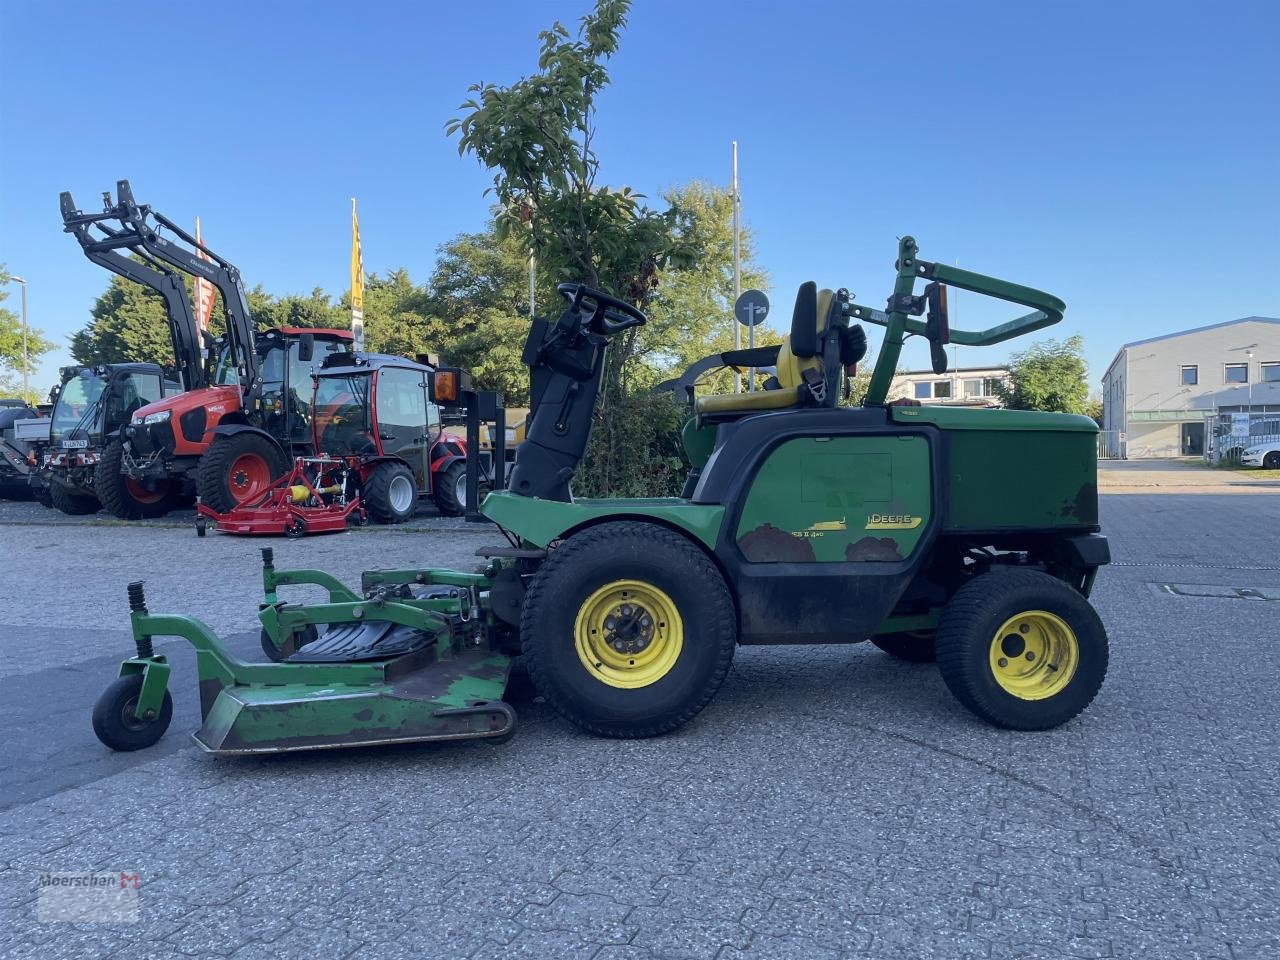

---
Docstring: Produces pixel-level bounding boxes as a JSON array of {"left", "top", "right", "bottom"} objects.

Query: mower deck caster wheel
[
  {"left": 260, "top": 624, "right": 320, "bottom": 662},
  {"left": 92, "top": 675, "right": 173, "bottom": 752},
  {"left": 195, "top": 517, "right": 208, "bottom": 537},
  {"left": 285, "top": 517, "right": 306, "bottom": 539}
]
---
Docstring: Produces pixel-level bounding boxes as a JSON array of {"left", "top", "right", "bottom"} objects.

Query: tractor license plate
[{"left": 61, "top": 439, "right": 88, "bottom": 449}]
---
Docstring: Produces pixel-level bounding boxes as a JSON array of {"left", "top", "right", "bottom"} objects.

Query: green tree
[
  {"left": 247, "top": 286, "right": 345, "bottom": 332},
  {"left": 69, "top": 273, "right": 174, "bottom": 366},
  {"left": 995, "top": 335, "right": 1090, "bottom": 414},
  {"left": 448, "top": 2, "right": 748, "bottom": 494},
  {"left": 1, "top": 266, "right": 56, "bottom": 404}
]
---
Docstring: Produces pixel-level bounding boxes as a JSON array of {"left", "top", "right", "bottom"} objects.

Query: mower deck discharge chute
[{"left": 93, "top": 237, "right": 1112, "bottom": 756}]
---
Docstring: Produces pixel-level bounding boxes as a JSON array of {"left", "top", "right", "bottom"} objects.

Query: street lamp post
[{"left": 7, "top": 275, "right": 28, "bottom": 398}]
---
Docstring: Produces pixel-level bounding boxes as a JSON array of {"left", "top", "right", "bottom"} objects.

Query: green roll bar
[{"left": 855, "top": 236, "right": 1066, "bottom": 407}]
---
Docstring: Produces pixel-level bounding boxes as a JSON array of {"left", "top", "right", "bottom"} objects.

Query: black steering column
[{"left": 506, "top": 284, "right": 647, "bottom": 503}]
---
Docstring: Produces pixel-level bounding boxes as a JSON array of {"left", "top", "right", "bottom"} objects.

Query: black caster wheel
[{"left": 92, "top": 675, "right": 173, "bottom": 752}]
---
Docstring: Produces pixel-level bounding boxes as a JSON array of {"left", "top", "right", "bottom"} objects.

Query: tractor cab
[
  {"left": 36, "top": 363, "right": 181, "bottom": 514},
  {"left": 312, "top": 353, "right": 470, "bottom": 520}
]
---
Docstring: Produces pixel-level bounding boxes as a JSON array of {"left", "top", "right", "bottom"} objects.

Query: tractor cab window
[
  {"left": 103, "top": 372, "right": 162, "bottom": 432},
  {"left": 51, "top": 372, "right": 107, "bottom": 442},
  {"left": 314, "top": 374, "right": 375, "bottom": 457},
  {"left": 286, "top": 338, "right": 348, "bottom": 444},
  {"left": 375, "top": 367, "right": 431, "bottom": 488}
]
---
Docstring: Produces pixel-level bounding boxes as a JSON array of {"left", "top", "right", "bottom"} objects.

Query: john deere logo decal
[
  {"left": 791, "top": 518, "right": 847, "bottom": 539},
  {"left": 865, "top": 514, "right": 922, "bottom": 530}
]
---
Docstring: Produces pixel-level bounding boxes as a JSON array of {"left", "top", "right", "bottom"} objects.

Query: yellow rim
[
  {"left": 988, "top": 609, "right": 1079, "bottom": 700},
  {"left": 574, "top": 579, "right": 684, "bottom": 689}
]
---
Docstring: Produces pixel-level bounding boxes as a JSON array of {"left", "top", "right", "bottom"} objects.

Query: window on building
[
  {"left": 1224, "top": 363, "right": 1248, "bottom": 384},
  {"left": 983, "top": 377, "right": 1004, "bottom": 396},
  {"left": 963, "top": 379, "right": 983, "bottom": 397},
  {"left": 1262, "top": 362, "right": 1280, "bottom": 383},
  {"left": 913, "top": 382, "right": 930, "bottom": 400},
  {"left": 933, "top": 381, "right": 952, "bottom": 399},
  {"left": 1180, "top": 365, "right": 1198, "bottom": 385}
]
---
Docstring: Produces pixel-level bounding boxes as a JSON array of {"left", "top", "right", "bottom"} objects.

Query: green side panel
[
  {"left": 481, "top": 490, "right": 725, "bottom": 549},
  {"left": 889, "top": 407, "right": 1099, "bottom": 531},
  {"left": 734, "top": 436, "right": 932, "bottom": 563},
  {"left": 945, "top": 428, "right": 1098, "bottom": 530},
  {"left": 681, "top": 417, "right": 716, "bottom": 469}
]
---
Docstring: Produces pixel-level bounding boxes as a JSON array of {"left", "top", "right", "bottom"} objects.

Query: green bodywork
[
  {"left": 735, "top": 435, "right": 932, "bottom": 563},
  {"left": 482, "top": 489, "right": 725, "bottom": 550}
]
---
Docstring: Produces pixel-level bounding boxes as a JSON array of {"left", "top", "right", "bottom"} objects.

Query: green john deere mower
[{"left": 92, "top": 236, "right": 1109, "bottom": 755}]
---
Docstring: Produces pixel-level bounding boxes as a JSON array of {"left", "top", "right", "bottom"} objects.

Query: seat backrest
[{"left": 778, "top": 283, "right": 844, "bottom": 403}]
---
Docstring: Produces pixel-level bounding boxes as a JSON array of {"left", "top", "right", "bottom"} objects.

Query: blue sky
[{"left": 2, "top": 0, "right": 1277, "bottom": 397}]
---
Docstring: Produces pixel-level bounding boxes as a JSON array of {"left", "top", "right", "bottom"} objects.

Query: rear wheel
[
  {"left": 1264, "top": 451, "right": 1280, "bottom": 470},
  {"left": 197, "top": 432, "right": 286, "bottom": 514},
  {"left": 95, "top": 441, "right": 176, "bottom": 519},
  {"left": 50, "top": 481, "right": 99, "bottom": 515},
  {"left": 433, "top": 461, "right": 468, "bottom": 517},
  {"left": 870, "top": 631, "right": 936, "bottom": 663},
  {"left": 362, "top": 461, "right": 417, "bottom": 524},
  {"left": 521, "top": 522, "right": 737, "bottom": 738},
  {"left": 935, "top": 569, "right": 1108, "bottom": 731}
]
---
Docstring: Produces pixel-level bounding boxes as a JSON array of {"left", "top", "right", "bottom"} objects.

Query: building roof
[
  {"left": 1103, "top": 316, "right": 1280, "bottom": 382},
  {"left": 896, "top": 365, "right": 1010, "bottom": 377},
  {"left": 1120, "top": 316, "right": 1280, "bottom": 351}
]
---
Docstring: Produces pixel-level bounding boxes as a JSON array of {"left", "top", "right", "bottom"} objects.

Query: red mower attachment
[{"left": 195, "top": 456, "right": 365, "bottom": 538}]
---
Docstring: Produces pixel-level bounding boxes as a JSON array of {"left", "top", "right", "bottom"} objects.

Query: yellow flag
[{"left": 350, "top": 198, "right": 364, "bottom": 313}]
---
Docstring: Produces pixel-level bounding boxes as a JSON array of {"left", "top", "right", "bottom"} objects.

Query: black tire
[
  {"left": 260, "top": 624, "right": 319, "bottom": 662},
  {"left": 870, "top": 631, "right": 936, "bottom": 663},
  {"left": 362, "top": 461, "right": 417, "bottom": 524},
  {"left": 50, "top": 481, "right": 100, "bottom": 515},
  {"left": 1264, "top": 451, "right": 1280, "bottom": 470},
  {"left": 935, "top": 569, "right": 1108, "bottom": 731},
  {"left": 34, "top": 485, "right": 53, "bottom": 509},
  {"left": 94, "top": 441, "right": 176, "bottom": 519},
  {"left": 91, "top": 674, "right": 173, "bottom": 751},
  {"left": 521, "top": 521, "right": 737, "bottom": 738},
  {"left": 195, "top": 517, "right": 208, "bottom": 537},
  {"left": 432, "top": 461, "right": 468, "bottom": 517},
  {"left": 197, "top": 432, "right": 287, "bottom": 514}
]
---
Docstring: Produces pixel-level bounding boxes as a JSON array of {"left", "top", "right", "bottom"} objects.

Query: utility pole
[
  {"left": 731, "top": 141, "right": 741, "bottom": 393},
  {"left": 9, "top": 275, "right": 28, "bottom": 398}
]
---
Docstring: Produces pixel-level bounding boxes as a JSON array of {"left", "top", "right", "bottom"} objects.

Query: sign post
[{"left": 734, "top": 289, "right": 769, "bottom": 392}]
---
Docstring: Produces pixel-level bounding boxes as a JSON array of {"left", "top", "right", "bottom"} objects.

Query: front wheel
[
  {"left": 935, "top": 569, "right": 1108, "bottom": 731},
  {"left": 95, "top": 441, "right": 176, "bottom": 519},
  {"left": 1264, "top": 451, "right": 1280, "bottom": 470},
  {"left": 197, "top": 432, "right": 286, "bottom": 514},
  {"left": 362, "top": 461, "right": 417, "bottom": 524},
  {"left": 92, "top": 674, "right": 173, "bottom": 751},
  {"left": 50, "top": 481, "right": 100, "bottom": 515},
  {"left": 521, "top": 522, "right": 737, "bottom": 738}
]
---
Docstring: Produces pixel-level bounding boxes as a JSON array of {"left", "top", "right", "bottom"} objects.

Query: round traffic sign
[{"left": 734, "top": 289, "right": 770, "bottom": 327}]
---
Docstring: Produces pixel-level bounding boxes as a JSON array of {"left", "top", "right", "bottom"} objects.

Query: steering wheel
[{"left": 557, "top": 283, "right": 647, "bottom": 336}]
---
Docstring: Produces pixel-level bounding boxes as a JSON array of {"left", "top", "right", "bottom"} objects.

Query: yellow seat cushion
[{"left": 692, "top": 289, "right": 834, "bottom": 417}]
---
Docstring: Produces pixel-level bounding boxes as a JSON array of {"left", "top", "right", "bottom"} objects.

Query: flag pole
[{"left": 350, "top": 198, "right": 365, "bottom": 351}]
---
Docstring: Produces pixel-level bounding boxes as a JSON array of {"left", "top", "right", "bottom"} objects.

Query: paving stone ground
[{"left": 0, "top": 492, "right": 1277, "bottom": 959}]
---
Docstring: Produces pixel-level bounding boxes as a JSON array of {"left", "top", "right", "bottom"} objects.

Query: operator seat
[{"left": 693, "top": 282, "right": 857, "bottom": 419}]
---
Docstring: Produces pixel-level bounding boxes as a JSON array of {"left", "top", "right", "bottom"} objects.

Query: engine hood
[{"left": 130, "top": 385, "right": 241, "bottom": 423}]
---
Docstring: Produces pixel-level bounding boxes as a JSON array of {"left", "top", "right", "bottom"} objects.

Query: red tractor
[
  {"left": 61, "top": 181, "right": 353, "bottom": 515},
  {"left": 312, "top": 352, "right": 471, "bottom": 520}
]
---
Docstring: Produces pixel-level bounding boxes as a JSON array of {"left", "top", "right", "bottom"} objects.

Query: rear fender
[{"left": 480, "top": 490, "right": 725, "bottom": 551}]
